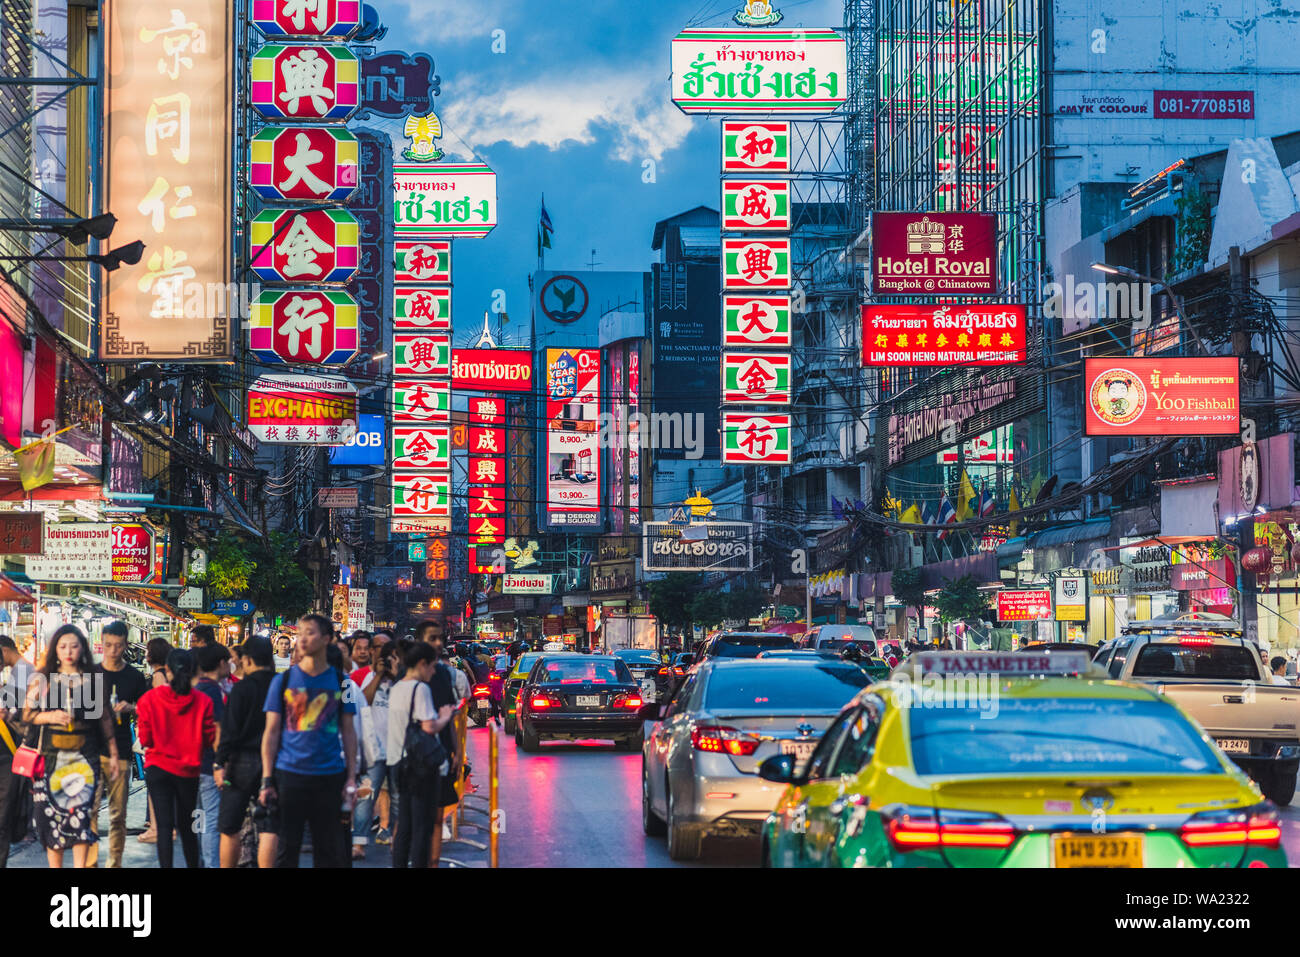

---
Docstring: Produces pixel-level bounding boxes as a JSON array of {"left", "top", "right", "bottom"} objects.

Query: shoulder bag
[{"left": 400, "top": 682, "right": 447, "bottom": 778}]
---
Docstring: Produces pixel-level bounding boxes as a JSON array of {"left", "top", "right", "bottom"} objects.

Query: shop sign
[
  {"left": 503, "top": 573, "right": 555, "bottom": 595},
  {"left": 393, "top": 286, "right": 452, "bottom": 331},
  {"left": 0, "top": 511, "right": 43, "bottom": 555},
  {"left": 721, "top": 120, "right": 790, "bottom": 172},
  {"left": 250, "top": 208, "right": 361, "bottom": 284},
  {"left": 247, "top": 374, "right": 358, "bottom": 445},
  {"left": 1084, "top": 358, "right": 1239, "bottom": 436},
  {"left": 1053, "top": 575, "right": 1087, "bottom": 621},
  {"left": 251, "top": 0, "right": 362, "bottom": 37},
  {"left": 249, "top": 289, "right": 359, "bottom": 365},
  {"left": 670, "top": 28, "right": 847, "bottom": 114},
  {"left": 391, "top": 472, "right": 451, "bottom": 518},
  {"left": 391, "top": 425, "right": 451, "bottom": 470},
  {"left": 862, "top": 304, "right": 1025, "bottom": 366},
  {"left": 111, "top": 523, "right": 155, "bottom": 583},
  {"left": 392, "top": 333, "right": 451, "bottom": 377},
  {"left": 723, "top": 294, "right": 791, "bottom": 347},
  {"left": 721, "top": 179, "right": 791, "bottom": 231},
  {"left": 721, "top": 352, "right": 792, "bottom": 404},
  {"left": 392, "top": 379, "right": 451, "bottom": 422},
  {"left": 249, "top": 126, "right": 359, "bottom": 202},
  {"left": 1171, "top": 558, "right": 1235, "bottom": 592},
  {"left": 392, "top": 163, "right": 497, "bottom": 238},
  {"left": 996, "top": 589, "right": 1052, "bottom": 621},
  {"left": 871, "top": 213, "right": 997, "bottom": 296},
  {"left": 452, "top": 349, "right": 533, "bottom": 392},
  {"left": 250, "top": 45, "right": 359, "bottom": 120},
  {"left": 642, "top": 521, "right": 753, "bottom": 572},
  {"left": 722, "top": 412, "right": 791, "bottom": 464},
  {"left": 393, "top": 240, "right": 451, "bottom": 283},
  {"left": 722, "top": 237, "right": 791, "bottom": 290}
]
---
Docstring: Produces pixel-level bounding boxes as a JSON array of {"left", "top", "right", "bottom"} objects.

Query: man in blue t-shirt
[{"left": 259, "top": 613, "right": 357, "bottom": 868}]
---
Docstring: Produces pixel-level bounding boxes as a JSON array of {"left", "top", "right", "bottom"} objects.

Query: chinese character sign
[
  {"left": 721, "top": 120, "right": 790, "bottom": 171},
  {"left": 392, "top": 379, "right": 451, "bottom": 422},
  {"left": 722, "top": 412, "right": 792, "bottom": 465},
  {"left": 101, "top": 0, "right": 232, "bottom": 360},
  {"left": 249, "top": 208, "right": 360, "bottom": 283},
  {"left": 251, "top": 0, "right": 362, "bottom": 37},
  {"left": 545, "top": 348, "right": 601, "bottom": 526},
  {"left": 250, "top": 126, "right": 359, "bottom": 202},
  {"left": 246, "top": 374, "right": 358, "bottom": 444},
  {"left": 722, "top": 237, "right": 792, "bottom": 289},
  {"left": 721, "top": 180, "right": 791, "bottom": 231},
  {"left": 250, "top": 44, "right": 359, "bottom": 120},
  {"left": 862, "top": 305, "right": 1026, "bottom": 366},
  {"left": 391, "top": 472, "right": 451, "bottom": 518},
  {"left": 249, "top": 289, "right": 359, "bottom": 364},
  {"left": 722, "top": 294, "right": 791, "bottom": 347},
  {"left": 721, "top": 352, "right": 792, "bottom": 404},
  {"left": 392, "top": 333, "right": 451, "bottom": 376},
  {"left": 393, "top": 240, "right": 450, "bottom": 282},
  {"left": 393, "top": 286, "right": 451, "bottom": 330}
]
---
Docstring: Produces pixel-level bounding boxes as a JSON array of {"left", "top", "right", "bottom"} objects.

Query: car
[
  {"left": 655, "top": 652, "right": 695, "bottom": 697},
  {"left": 641, "top": 657, "right": 874, "bottom": 861},
  {"left": 698, "top": 632, "right": 797, "bottom": 662},
  {"left": 515, "top": 654, "right": 645, "bottom": 752},
  {"left": 757, "top": 648, "right": 893, "bottom": 682},
  {"left": 612, "top": 648, "right": 664, "bottom": 702},
  {"left": 503, "top": 651, "right": 555, "bottom": 735},
  {"left": 800, "top": 624, "right": 878, "bottom": 656},
  {"left": 759, "top": 649, "right": 1287, "bottom": 868}
]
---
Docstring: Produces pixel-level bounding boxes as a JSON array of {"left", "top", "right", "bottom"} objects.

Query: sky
[{"left": 373, "top": 0, "right": 844, "bottom": 348}]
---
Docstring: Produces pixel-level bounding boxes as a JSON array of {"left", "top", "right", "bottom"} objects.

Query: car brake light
[
  {"left": 691, "top": 725, "right": 760, "bottom": 756},
  {"left": 611, "top": 693, "right": 643, "bottom": 709},
  {"left": 529, "top": 694, "right": 560, "bottom": 709},
  {"left": 882, "top": 806, "right": 1016, "bottom": 851},
  {"left": 1177, "top": 636, "right": 1215, "bottom": 646},
  {"left": 673, "top": 667, "right": 685, "bottom": 676},
  {"left": 1180, "top": 804, "right": 1281, "bottom": 848},
  {"left": 657, "top": 667, "right": 670, "bottom": 676}
]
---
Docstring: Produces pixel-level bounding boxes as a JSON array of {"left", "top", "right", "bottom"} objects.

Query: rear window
[
  {"left": 712, "top": 635, "right": 795, "bottom": 658},
  {"left": 513, "top": 654, "right": 541, "bottom": 675},
  {"left": 614, "top": 650, "right": 661, "bottom": 665},
  {"left": 1130, "top": 642, "right": 1260, "bottom": 680},
  {"left": 538, "top": 658, "right": 631, "bottom": 684},
  {"left": 814, "top": 627, "right": 876, "bottom": 651},
  {"left": 909, "top": 698, "right": 1223, "bottom": 776},
  {"left": 704, "top": 664, "right": 869, "bottom": 710}
]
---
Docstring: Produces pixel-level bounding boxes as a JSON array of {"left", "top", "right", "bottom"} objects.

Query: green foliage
[
  {"left": 1169, "top": 186, "right": 1211, "bottom": 276},
  {"left": 688, "top": 590, "right": 729, "bottom": 629},
  {"left": 190, "top": 536, "right": 254, "bottom": 599},
  {"left": 891, "top": 567, "right": 926, "bottom": 615},
  {"left": 648, "top": 572, "right": 700, "bottom": 632},
  {"left": 246, "top": 533, "right": 316, "bottom": 623},
  {"left": 724, "top": 584, "right": 768, "bottom": 624},
  {"left": 933, "top": 575, "right": 992, "bottom": 625}
]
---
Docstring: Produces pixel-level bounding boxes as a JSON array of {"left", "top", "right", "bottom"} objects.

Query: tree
[
  {"left": 891, "top": 567, "right": 927, "bottom": 640},
  {"left": 688, "top": 590, "right": 729, "bottom": 629},
  {"left": 246, "top": 532, "right": 316, "bottom": 624},
  {"left": 933, "top": 575, "right": 993, "bottom": 646},
  {"left": 723, "top": 583, "right": 768, "bottom": 625},
  {"left": 648, "top": 572, "right": 700, "bottom": 634},
  {"left": 190, "top": 536, "right": 255, "bottom": 598}
]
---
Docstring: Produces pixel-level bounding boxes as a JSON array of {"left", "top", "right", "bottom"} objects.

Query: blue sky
[{"left": 374, "top": 0, "right": 843, "bottom": 346}]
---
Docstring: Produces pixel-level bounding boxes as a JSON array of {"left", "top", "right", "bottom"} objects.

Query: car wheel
[
  {"left": 503, "top": 716, "right": 516, "bottom": 736},
  {"left": 1263, "top": 763, "right": 1298, "bottom": 806},
  {"left": 623, "top": 727, "right": 645, "bottom": 752},
  {"left": 642, "top": 761, "right": 666, "bottom": 836},
  {"left": 666, "top": 782, "right": 702, "bottom": 861},
  {"left": 519, "top": 720, "right": 541, "bottom": 753}
]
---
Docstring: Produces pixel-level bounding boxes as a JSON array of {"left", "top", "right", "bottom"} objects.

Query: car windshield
[
  {"left": 704, "top": 663, "right": 869, "bottom": 710},
  {"left": 539, "top": 658, "right": 630, "bottom": 684},
  {"left": 1130, "top": 642, "right": 1260, "bottom": 680},
  {"left": 492, "top": 655, "right": 510, "bottom": 670},
  {"left": 909, "top": 697, "right": 1223, "bottom": 776},
  {"left": 815, "top": 627, "right": 876, "bottom": 650},
  {"left": 614, "top": 649, "right": 661, "bottom": 665},
  {"left": 513, "top": 654, "right": 542, "bottom": 676},
  {"left": 712, "top": 634, "right": 796, "bottom": 658}
]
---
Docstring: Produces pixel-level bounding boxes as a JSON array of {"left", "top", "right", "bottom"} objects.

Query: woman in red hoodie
[{"left": 136, "top": 648, "right": 215, "bottom": 868}]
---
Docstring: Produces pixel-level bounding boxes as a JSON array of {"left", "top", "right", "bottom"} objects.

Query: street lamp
[
  {"left": 0, "top": 238, "right": 144, "bottom": 271},
  {"left": 1090, "top": 261, "right": 1210, "bottom": 356}
]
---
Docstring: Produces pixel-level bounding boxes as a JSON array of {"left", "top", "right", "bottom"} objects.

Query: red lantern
[{"left": 1241, "top": 546, "right": 1272, "bottom": 573}]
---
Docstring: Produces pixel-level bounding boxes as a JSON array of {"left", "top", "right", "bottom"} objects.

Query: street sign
[
  {"left": 723, "top": 294, "right": 792, "bottom": 347},
  {"left": 250, "top": 126, "right": 359, "bottom": 202},
  {"left": 393, "top": 286, "right": 451, "bottom": 330},
  {"left": 249, "top": 289, "right": 359, "bottom": 365},
  {"left": 210, "top": 598, "right": 255, "bottom": 617},
  {"left": 392, "top": 163, "right": 497, "bottom": 238},
  {"left": 721, "top": 412, "right": 792, "bottom": 464},
  {"left": 721, "top": 352, "right": 792, "bottom": 404},
  {"left": 250, "top": 45, "right": 359, "bottom": 120},
  {"left": 393, "top": 240, "right": 451, "bottom": 282},
  {"left": 249, "top": 208, "right": 360, "bottom": 284},
  {"left": 250, "top": 0, "right": 362, "bottom": 37},
  {"left": 392, "top": 333, "right": 451, "bottom": 376}
]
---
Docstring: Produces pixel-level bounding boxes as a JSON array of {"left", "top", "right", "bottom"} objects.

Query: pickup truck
[{"left": 1094, "top": 619, "right": 1300, "bottom": 805}]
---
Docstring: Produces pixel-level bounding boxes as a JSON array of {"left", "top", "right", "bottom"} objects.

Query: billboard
[
  {"left": 246, "top": 374, "right": 358, "bottom": 444},
  {"left": 670, "top": 28, "right": 847, "bottom": 114},
  {"left": 1083, "top": 358, "right": 1240, "bottom": 436},
  {"left": 451, "top": 349, "right": 533, "bottom": 392},
  {"left": 871, "top": 212, "right": 998, "bottom": 296},
  {"left": 642, "top": 522, "right": 753, "bottom": 572},
  {"left": 101, "top": 0, "right": 232, "bottom": 360},
  {"left": 545, "top": 348, "right": 601, "bottom": 526},
  {"left": 329, "top": 413, "right": 385, "bottom": 465},
  {"left": 392, "top": 163, "right": 497, "bottom": 238},
  {"left": 862, "top": 304, "right": 1026, "bottom": 366},
  {"left": 653, "top": 262, "right": 720, "bottom": 460}
]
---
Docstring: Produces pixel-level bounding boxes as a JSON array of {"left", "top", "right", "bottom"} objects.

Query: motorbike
[{"left": 470, "top": 682, "right": 493, "bottom": 727}]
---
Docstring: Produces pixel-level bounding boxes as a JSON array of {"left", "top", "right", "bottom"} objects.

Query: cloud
[
  {"left": 441, "top": 69, "right": 697, "bottom": 163},
  {"left": 381, "top": 0, "right": 509, "bottom": 42}
]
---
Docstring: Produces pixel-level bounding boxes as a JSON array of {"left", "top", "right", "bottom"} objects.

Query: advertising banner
[
  {"left": 329, "top": 413, "right": 385, "bottom": 465},
  {"left": 1153, "top": 91, "right": 1254, "bottom": 119},
  {"left": 671, "top": 28, "right": 847, "bottom": 114},
  {"left": 871, "top": 212, "right": 997, "bottom": 296},
  {"left": 996, "top": 589, "right": 1053, "bottom": 621},
  {"left": 392, "top": 163, "right": 497, "bottom": 238},
  {"left": 642, "top": 522, "right": 753, "bottom": 572},
  {"left": 1083, "top": 358, "right": 1240, "bottom": 436},
  {"left": 545, "top": 348, "right": 601, "bottom": 524},
  {"left": 246, "top": 374, "right": 358, "bottom": 444},
  {"left": 862, "top": 304, "right": 1026, "bottom": 366},
  {"left": 451, "top": 349, "right": 534, "bottom": 392}
]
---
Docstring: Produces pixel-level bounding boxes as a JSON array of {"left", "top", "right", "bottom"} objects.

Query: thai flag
[
  {"left": 936, "top": 492, "right": 957, "bottom": 540},
  {"left": 980, "top": 482, "right": 996, "bottom": 517}
]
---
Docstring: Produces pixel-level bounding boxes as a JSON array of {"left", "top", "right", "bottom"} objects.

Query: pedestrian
[
  {"left": 272, "top": 634, "right": 293, "bottom": 673},
  {"left": 386, "top": 642, "right": 452, "bottom": 868},
  {"left": 88, "top": 621, "right": 147, "bottom": 868},
  {"left": 193, "top": 643, "right": 230, "bottom": 868},
  {"left": 145, "top": 638, "right": 172, "bottom": 690},
  {"left": 350, "top": 636, "right": 389, "bottom": 859},
  {"left": 215, "top": 637, "right": 278, "bottom": 868},
  {"left": 189, "top": 624, "right": 216, "bottom": 651},
  {"left": 22, "top": 624, "right": 121, "bottom": 869},
  {"left": 259, "top": 613, "right": 358, "bottom": 868},
  {"left": 429, "top": 643, "right": 462, "bottom": 867},
  {"left": 1270, "top": 656, "right": 1291, "bottom": 685},
  {"left": 362, "top": 641, "right": 399, "bottom": 845},
  {"left": 136, "top": 648, "right": 215, "bottom": 868},
  {"left": 0, "top": 634, "right": 37, "bottom": 868}
]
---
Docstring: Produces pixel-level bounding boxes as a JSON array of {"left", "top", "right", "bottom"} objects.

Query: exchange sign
[
  {"left": 393, "top": 240, "right": 451, "bottom": 283},
  {"left": 246, "top": 374, "right": 358, "bottom": 444},
  {"left": 451, "top": 349, "right": 534, "bottom": 392},
  {"left": 392, "top": 163, "right": 497, "bottom": 238},
  {"left": 249, "top": 208, "right": 360, "bottom": 283},
  {"left": 721, "top": 352, "right": 792, "bottom": 404},
  {"left": 391, "top": 425, "right": 451, "bottom": 470},
  {"left": 250, "top": 0, "right": 362, "bottom": 37},
  {"left": 721, "top": 412, "right": 792, "bottom": 464},
  {"left": 722, "top": 294, "right": 792, "bottom": 347},
  {"left": 392, "top": 379, "right": 451, "bottom": 422},
  {"left": 249, "top": 289, "right": 359, "bottom": 364},
  {"left": 391, "top": 472, "right": 451, "bottom": 518},
  {"left": 722, "top": 237, "right": 791, "bottom": 289},
  {"left": 862, "top": 304, "right": 1026, "bottom": 366},
  {"left": 1083, "top": 357, "right": 1240, "bottom": 436},
  {"left": 721, "top": 180, "right": 791, "bottom": 231},
  {"left": 392, "top": 333, "right": 451, "bottom": 376},
  {"left": 250, "top": 45, "right": 359, "bottom": 120},
  {"left": 722, "top": 120, "right": 790, "bottom": 172},
  {"left": 671, "top": 28, "right": 847, "bottom": 114},
  {"left": 250, "top": 126, "right": 359, "bottom": 202},
  {"left": 393, "top": 286, "right": 451, "bottom": 330}
]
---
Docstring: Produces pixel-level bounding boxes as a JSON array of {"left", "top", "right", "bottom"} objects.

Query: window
[
  {"left": 1107, "top": 639, "right": 1132, "bottom": 679},
  {"left": 667, "top": 676, "right": 698, "bottom": 718},
  {"left": 829, "top": 707, "right": 881, "bottom": 777},
  {"left": 804, "top": 708, "right": 857, "bottom": 781},
  {"left": 1131, "top": 642, "right": 1260, "bottom": 681},
  {"left": 704, "top": 664, "right": 869, "bottom": 711},
  {"left": 1092, "top": 642, "right": 1114, "bottom": 673}
]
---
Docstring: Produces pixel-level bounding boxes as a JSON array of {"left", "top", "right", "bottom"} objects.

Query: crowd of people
[{"left": 0, "top": 617, "right": 512, "bottom": 869}]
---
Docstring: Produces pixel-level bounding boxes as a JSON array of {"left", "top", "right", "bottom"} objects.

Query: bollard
[{"left": 489, "top": 723, "right": 499, "bottom": 868}]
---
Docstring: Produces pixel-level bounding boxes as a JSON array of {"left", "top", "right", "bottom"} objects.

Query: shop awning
[
  {"left": 0, "top": 573, "right": 35, "bottom": 603},
  {"left": 1097, "top": 534, "right": 1217, "bottom": 551},
  {"left": 1029, "top": 517, "right": 1111, "bottom": 550},
  {"left": 111, "top": 588, "right": 190, "bottom": 622},
  {"left": 996, "top": 537, "right": 1028, "bottom": 561}
]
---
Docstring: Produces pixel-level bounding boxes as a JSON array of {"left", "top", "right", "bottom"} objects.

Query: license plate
[
  {"left": 1215, "top": 738, "right": 1251, "bottom": 754},
  {"left": 1052, "top": 833, "right": 1144, "bottom": 868},
  {"left": 780, "top": 740, "right": 818, "bottom": 763},
  {"left": 476, "top": 699, "right": 489, "bottom": 711},
  {"left": 576, "top": 695, "right": 600, "bottom": 707}
]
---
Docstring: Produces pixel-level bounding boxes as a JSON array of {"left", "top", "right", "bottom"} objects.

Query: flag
[
  {"left": 936, "top": 492, "right": 957, "bottom": 540},
  {"left": 900, "top": 502, "right": 922, "bottom": 525},
  {"left": 1008, "top": 485, "right": 1022, "bottom": 537},
  {"left": 14, "top": 435, "right": 55, "bottom": 491},
  {"left": 831, "top": 497, "right": 844, "bottom": 521},
  {"left": 979, "top": 481, "right": 996, "bottom": 517},
  {"left": 882, "top": 488, "right": 901, "bottom": 518},
  {"left": 920, "top": 500, "right": 935, "bottom": 526},
  {"left": 956, "top": 469, "right": 976, "bottom": 521},
  {"left": 537, "top": 197, "right": 554, "bottom": 257}
]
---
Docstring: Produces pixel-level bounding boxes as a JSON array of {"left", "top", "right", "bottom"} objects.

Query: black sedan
[
  {"left": 515, "top": 655, "right": 646, "bottom": 752},
  {"left": 612, "top": 648, "right": 665, "bottom": 702}
]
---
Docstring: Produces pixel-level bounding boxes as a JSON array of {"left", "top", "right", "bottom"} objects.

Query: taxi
[
  {"left": 759, "top": 650, "right": 1287, "bottom": 868},
  {"left": 503, "top": 650, "right": 573, "bottom": 735}
]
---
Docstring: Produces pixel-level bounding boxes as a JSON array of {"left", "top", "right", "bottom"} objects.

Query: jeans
[
  {"left": 392, "top": 765, "right": 440, "bottom": 868},
  {"left": 352, "top": 761, "right": 396, "bottom": 846},
  {"left": 276, "top": 769, "right": 348, "bottom": 868},
  {"left": 144, "top": 765, "right": 199, "bottom": 868},
  {"left": 198, "top": 773, "right": 220, "bottom": 868},
  {"left": 88, "top": 754, "right": 130, "bottom": 868}
]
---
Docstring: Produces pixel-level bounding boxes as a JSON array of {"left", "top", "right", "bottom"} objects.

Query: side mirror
[
  {"left": 637, "top": 702, "right": 665, "bottom": 722},
  {"left": 758, "top": 754, "right": 797, "bottom": 783}
]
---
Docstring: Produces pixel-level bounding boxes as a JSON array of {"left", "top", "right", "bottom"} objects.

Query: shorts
[{"left": 218, "top": 751, "right": 278, "bottom": 836}]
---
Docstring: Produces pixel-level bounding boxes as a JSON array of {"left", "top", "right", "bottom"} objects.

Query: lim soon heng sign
[{"left": 643, "top": 522, "right": 753, "bottom": 573}]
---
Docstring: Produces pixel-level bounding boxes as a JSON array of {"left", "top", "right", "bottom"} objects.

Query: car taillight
[
  {"left": 882, "top": 806, "right": 1016, "bottom": 851},
  {"left": 673, "top": 667, "right": 685, "bottom": 676},
  {"left": 529, "top": 694, "right": 560, "bottom": 709},
  {"left": 1180, "top": 804, "right": 1281, "bottom": 848},
  {"left": 691, "top": 725, "right": 760, "bottom": 756},
  {"left": 612, "top": 693, "right": 643, "bottom": 709},
  {"left": 1177, "top": 636, "right": 1215, "bottom": 646},
  {"left": 657, "top": 667, "right": 670, "bottom": 676}
]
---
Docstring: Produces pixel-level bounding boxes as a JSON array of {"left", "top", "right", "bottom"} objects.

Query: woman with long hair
[
  {"left": 135, "top": 648, "right": 215, "bottom": 867},
  {"left": 22, "top": 624, "right": 120, "bottom": 868}
]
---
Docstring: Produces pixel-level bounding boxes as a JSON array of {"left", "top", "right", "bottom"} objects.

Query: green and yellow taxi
[
  {"left": 760, "top": 650, "right": 1286, "bottom": 868},
  {"left": 502, "top": 653, "right": 543, "bottom": 736}
]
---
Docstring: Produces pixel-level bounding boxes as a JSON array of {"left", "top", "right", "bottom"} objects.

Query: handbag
[
  {"left": 400, "top": 682, "right": 447, "bottom": 778},
  {"left": 10, "top": 723, "right": 44, "bottom": 779}
]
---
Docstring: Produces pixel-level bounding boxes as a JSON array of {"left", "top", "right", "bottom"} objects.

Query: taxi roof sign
[{"left": 898, "top": 650, "right": 1098, "bottom": 679}]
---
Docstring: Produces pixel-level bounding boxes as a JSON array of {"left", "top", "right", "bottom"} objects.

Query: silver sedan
[{"left": 640, "top": 657, "right": 872, "bottom": 860}]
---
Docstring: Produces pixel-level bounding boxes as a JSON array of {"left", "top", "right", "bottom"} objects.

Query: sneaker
[
  {"left": 137, "top": 829, "right": 157, "bottom": 844},
  {"left": 375, "top": 828, "right": 392, "bottom": 845},
  {"left": 352, "top": 846, "right": 366, "bottom": 861}
]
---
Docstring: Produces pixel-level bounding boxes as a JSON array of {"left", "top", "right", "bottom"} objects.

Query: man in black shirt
[
  {"left": 215, "top": 636, "right": 277, "bottom": 868},
  {"left": 90, "top": 621, "right": 148, "bottom": 868}
]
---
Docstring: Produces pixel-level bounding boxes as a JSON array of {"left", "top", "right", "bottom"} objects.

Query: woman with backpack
[
  {"left": 135, "top": 648, "right": 215, "bottom": 868},
  {"left": 385, "top": 642, "right": 452, "bottom": 868}
]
